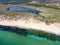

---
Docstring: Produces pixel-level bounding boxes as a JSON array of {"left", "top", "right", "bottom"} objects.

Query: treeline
[
  {"left": 27, "top": 3, "right": 60, "bottom": 10},
  {"left": 44, "top": 5, "right": 60, "bottom": 10},
  {"left": 0, "top": 0, "right": 32, "bottom": 4}
]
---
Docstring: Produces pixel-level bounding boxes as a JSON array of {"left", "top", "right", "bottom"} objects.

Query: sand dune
[{"left": 0, "top": 18, "right": 60, "bottom": 35}]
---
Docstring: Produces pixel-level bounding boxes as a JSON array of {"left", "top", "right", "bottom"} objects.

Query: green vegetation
[
  {"left": 0, "top": 4, "right": 37, "bottom": 19},
  {"left": 21, "top": 4, "right": 60, "bottom": 24},
  {"left": 0, "top": 4, "right": 60, "bottom": 24}
]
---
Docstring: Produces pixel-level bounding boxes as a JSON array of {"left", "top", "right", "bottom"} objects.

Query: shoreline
[{"left": 0, "top": 17, "right": 60, "bottom": 35}]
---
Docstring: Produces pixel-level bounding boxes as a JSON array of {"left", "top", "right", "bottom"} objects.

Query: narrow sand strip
[{"left": 0, "top": 19, "right": 60, "bottom": 35}]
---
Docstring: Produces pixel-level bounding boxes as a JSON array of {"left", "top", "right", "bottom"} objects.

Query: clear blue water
[{"left": 0, "top": 30, "right": 60, "bottom": 45}]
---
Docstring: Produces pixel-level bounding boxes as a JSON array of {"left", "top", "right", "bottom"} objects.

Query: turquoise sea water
[{"left": 0, "top": 30, "right": 60, "bottom": 45}]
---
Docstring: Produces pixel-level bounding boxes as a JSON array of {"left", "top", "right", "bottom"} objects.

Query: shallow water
[{"left": 0, "top": 30, "right": 60, "bottom": 45}]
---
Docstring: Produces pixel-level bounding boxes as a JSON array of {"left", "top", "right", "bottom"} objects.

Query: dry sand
[{"left": 0, "top": 18, "right": 60, "bottom": 35}]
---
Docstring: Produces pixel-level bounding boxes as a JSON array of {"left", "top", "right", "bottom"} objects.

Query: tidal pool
[{"left": 0, "top": 30, "right": 60, "bottom": 45}]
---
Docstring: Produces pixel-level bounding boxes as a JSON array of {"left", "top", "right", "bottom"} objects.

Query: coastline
[{"left": 0, "top": 17, "right": 60, "bottom": 35}]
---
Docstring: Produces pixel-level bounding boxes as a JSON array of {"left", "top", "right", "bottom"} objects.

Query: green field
[
  {"left": 22, "top": 5, "right": 60, "bottom": 23},
  {"left": 0, "top": 4, "right": 60, "bottom": 24}
]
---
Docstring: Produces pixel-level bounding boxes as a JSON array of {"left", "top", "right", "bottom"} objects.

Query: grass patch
[{"left": 0, "top": 4, "right": 60, "bottom": 24}]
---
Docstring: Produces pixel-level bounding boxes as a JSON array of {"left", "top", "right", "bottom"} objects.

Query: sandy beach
[{"left": 0, "top": 17, "right": 60, "bottom": 35}]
